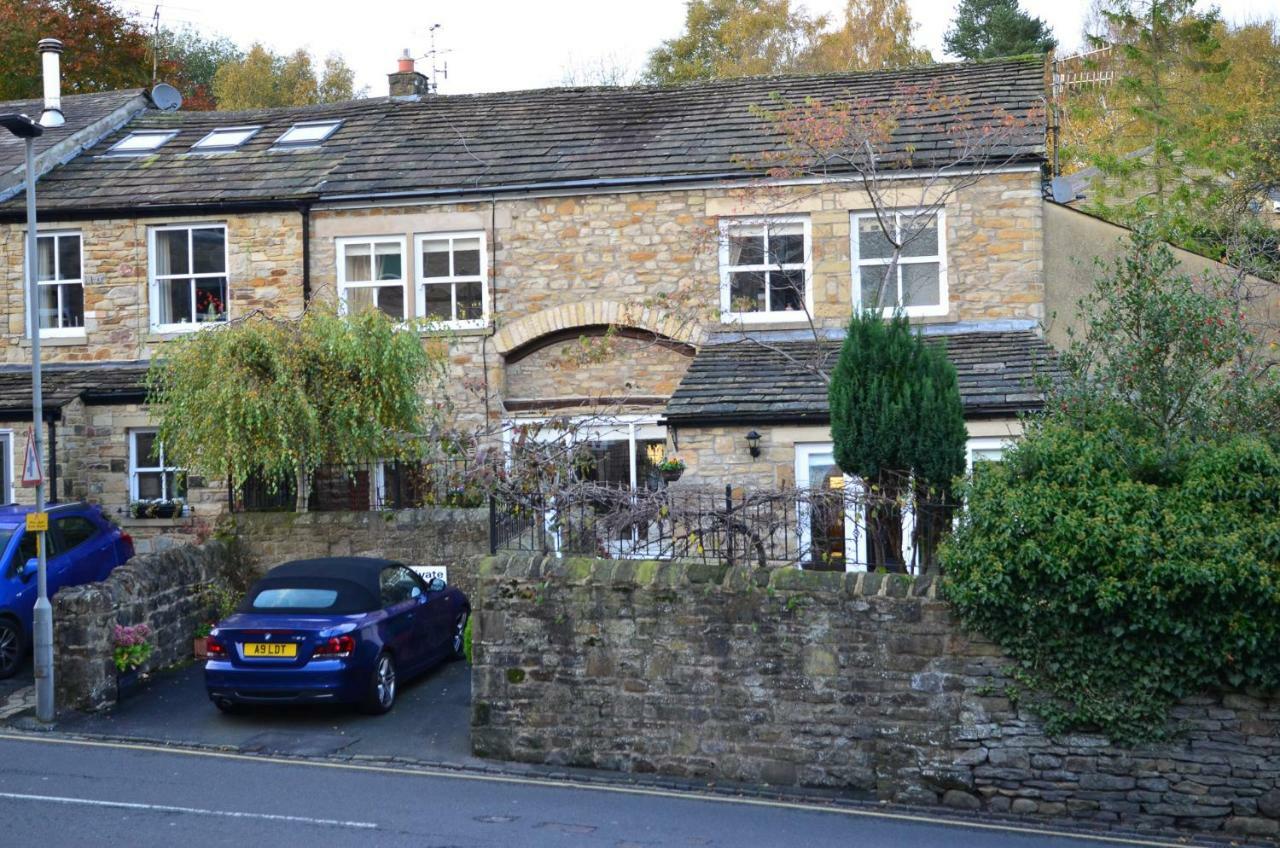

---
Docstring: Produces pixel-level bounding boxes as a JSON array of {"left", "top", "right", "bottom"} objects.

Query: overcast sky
[{"left": 110, "top": 0, "right": 1279, "bottom": 97}]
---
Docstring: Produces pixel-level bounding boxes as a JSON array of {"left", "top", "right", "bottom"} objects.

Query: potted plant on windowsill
[
  {"left": 113, "top": 623, "right": 154, "bottom": 699},
  {"left": 130, "top": 498, "right": 185, "bottom": 520}
]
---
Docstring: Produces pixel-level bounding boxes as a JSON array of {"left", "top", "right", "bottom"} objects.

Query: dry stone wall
[
  {"left": 232, "top": 508, "right": 490, "bottom": 597},
  {"left": 472, "top": 554, "right": 1280, "bottom": 839},
  {"left": 52, "top": 541, "right": 232, "bottom": 711}
]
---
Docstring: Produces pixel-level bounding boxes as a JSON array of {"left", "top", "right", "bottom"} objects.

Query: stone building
[{"left": 0, "top": 52, "right": 1242, "bottom": 562}]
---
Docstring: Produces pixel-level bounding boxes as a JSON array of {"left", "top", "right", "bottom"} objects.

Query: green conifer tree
[{"left": 828, "top": 311, "right": 966, "bottom": 572}]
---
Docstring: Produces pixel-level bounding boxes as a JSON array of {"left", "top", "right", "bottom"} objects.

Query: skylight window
[
  {"left": 107, "top": 131, "right": 178, "bottom": 155},
  {"left": 274, "top": 120, "right": 341, "bottom": 147},
  {"left": 191, "top": 126, "right": 260, "bottom": 151}
]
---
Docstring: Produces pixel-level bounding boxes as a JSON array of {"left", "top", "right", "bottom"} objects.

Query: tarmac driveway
[{"left": 51, "top": 657, "right": 475, "bottom": 764}]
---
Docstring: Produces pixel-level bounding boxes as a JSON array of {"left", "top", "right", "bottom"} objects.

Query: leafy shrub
[
  {"left": 943, "top": 418, "right": 1280, "bottom": 742},
  {"left": 463, "top": 614, "right": 473, "bottom": 664}
]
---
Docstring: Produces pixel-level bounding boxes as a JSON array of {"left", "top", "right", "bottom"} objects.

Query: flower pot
[
  {"left": 660, "top": 468, "right": 684, "bottom": 483},
  {"left": 193, "top": 637, "right": 208, "bottom": 660},
  {"left": 116, "top": 668, "right": 141, "bottom": 700}
]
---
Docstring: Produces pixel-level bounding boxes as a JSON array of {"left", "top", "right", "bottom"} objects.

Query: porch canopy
[
  {"left": 663, "top": 323, "right": 1063, "bottom": 426},
  {"left": 0, "top": 361, "right": 150, "bottom": 421}
]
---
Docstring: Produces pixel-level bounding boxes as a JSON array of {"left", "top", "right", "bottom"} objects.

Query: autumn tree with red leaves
[{"left": 0, "top": 0, "right": 170, "bottom": 100}]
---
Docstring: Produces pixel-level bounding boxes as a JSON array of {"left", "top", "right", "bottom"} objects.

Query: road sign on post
[
  {"left": 25, "top": 512, "right": 47, "bottom": 533},
  {"left": 21, "top": 426, "right": 41, "bottom": 487}
]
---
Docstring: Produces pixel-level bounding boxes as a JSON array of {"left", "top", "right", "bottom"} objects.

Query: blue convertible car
[{"left": 205, "top": 557, "right": 470, "bottom": 714}]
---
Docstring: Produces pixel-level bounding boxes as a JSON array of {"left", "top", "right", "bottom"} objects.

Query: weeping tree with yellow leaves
[{"left": 145, "top": 303, "right": 451, "bottom": 511}]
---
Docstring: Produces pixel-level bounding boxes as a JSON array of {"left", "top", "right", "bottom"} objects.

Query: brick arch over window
[{"left": 491, "top": 300, "right": 703, "bottom": 358}]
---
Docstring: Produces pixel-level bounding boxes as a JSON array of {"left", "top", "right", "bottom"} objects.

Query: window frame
[
  {"left": 850, "top": 209, "right": 949, "bottom": 318},
  {"left": 106, "top": 130, "right": 178, "bottom": 155},
  {"left": 414, "top": 231, "right": 489, "bottom": 329},
  {"left": 718, "top": 215, "right": 813, "bottom": 324},
  {"left": 147, "top": 223, "right": 230, "bottom": 333},
  {"left": 273, "top": 120, "right": 341, "bottom": 147},
  {"left": 0, "top": 430, "right": 12, "bottom": 505},
  {"left": 335, "top": 236, "right": 408, "bottom": 320},
  {"left": 128, "top": 429, "right": 185, "bottom": 503},
  {"left": 27, "top": 229, "right": 85, "bottom": 338},
  {"left": 191, "top": 126, "right": 261, "bottom": 151},
  {"left": 966, "top": 436, "right": 1011, "bottom": 473}
]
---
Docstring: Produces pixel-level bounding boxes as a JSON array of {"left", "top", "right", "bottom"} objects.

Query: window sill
[
  {"left": 20, "top": 333, "right": 87, "bottom": 347},
  {"left": 719, "top": 313, "right": 820, "bottom": 330},
  {"left": 119, "top": 516, "right": 190, "bottom": 528},
  {"left": 145, "top": 325, "right": 222, "bottom": 342},
  {"left": 420, "top": 323, "right": 492, "bottom": 338}
]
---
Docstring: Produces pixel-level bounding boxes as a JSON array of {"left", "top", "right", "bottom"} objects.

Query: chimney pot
[
  {"left": 388, "top": 49, "right": 432, "bottom": 99},
  {"left": 38, "top": 37, "right": 64, "bottom": 128}
]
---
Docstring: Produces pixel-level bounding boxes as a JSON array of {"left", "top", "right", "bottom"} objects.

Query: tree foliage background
[
  {"left": 644, "top": 0, "right": 930, "bottom": 84},
  {"left": 943, "top": 0, "right": 1056, "bottom": 60},
  {"left": 0, "top": 0, "right": 160, "bottom": 100}
]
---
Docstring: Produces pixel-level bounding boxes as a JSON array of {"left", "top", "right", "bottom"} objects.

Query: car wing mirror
[
  {"left": 21, "top": 558, "right": 37, "bottom": 581},
  {"left": 428, "top": 577, "right": 446, "bottom": 593}
]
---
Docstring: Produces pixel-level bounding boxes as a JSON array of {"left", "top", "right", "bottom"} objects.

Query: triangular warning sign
[{"left": 21, "top": 427, "right": 41, "bottom": 487}]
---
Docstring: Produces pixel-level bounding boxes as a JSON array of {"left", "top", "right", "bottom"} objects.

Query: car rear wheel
[
  {"left": 450, "top": 611, "right": 468, "bottom": 661},
  {"left": 0, "top": 619, "right": 24, "bottom": 680},
  {"left": 360, "top": 652, "right": 397, "bottom": 715}
]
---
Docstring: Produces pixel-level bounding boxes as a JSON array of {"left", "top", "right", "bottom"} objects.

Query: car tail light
[
  {"left": 119, "top": 531, "right": 134, "bottom": 550},
  {"left": 206, "top": 635, "right": 226, "bottom": 657},
  {"left": 313, "top": 635, "right": 355, "bottom": 658}
]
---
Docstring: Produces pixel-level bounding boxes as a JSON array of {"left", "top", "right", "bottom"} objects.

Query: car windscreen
[{"left": 240, "top": 577, "right": 378, "bottom": 615}]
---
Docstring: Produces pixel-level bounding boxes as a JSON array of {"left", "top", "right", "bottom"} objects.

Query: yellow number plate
[{"left": 244, "top": 643, "right": 297, "bottom": 658}]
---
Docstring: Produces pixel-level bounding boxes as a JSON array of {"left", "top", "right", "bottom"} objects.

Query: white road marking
[
  {"left": 0, "top": 733, "right": 1192, "bottom": 847},
  {"left": 0, "top": 790, "right": 378, "bottom": 830}
]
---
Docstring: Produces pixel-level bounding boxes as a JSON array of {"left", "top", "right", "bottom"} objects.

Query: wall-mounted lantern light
[{"left": 745, "top": 430, "right": 761, "bottom": 459}]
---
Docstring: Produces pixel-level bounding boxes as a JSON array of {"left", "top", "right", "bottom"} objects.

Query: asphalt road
[{"left": 0, "top": 734, "right": 1197, "bottom": 848}]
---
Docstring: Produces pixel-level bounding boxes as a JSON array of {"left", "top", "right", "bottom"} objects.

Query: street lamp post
[{"left": 0, "top": 113, "right": 52, "bottom": 721}]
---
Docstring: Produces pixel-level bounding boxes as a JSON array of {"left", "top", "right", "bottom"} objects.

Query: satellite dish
[
  {"left": 149, "top": 84, "right": 183, "bottom": 112},
  {"left": 1050, "top": 176, "right": 1077, "bottom": 204}
]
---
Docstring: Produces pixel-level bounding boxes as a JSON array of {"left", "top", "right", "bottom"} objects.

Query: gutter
[
  {"left": 0, "top": 198, "right": 307, "bottom": 225},
  {"left": 300, "top": 203, "right": 311, "bottom": 303}
]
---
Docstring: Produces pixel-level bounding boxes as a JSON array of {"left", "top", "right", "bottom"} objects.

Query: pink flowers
[{"left": 113, "top": 623, "right": 152, "bottom": 648}]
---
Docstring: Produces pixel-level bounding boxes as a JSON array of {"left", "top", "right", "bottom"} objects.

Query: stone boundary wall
[
  {"left": 231, "top": 508, "right": 489, "bottom": 597},
  {"left": 472, "top": 555, "right": 1280, "bottom": 840},
  {"left": 53, "top": 541, "right": 233, "bottom": 712}
]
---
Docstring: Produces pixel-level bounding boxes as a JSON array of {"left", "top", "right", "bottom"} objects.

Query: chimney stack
[
  {"left": 388, "top": 49, "right": 431, "bottom": 99},
  {"left": 38, "top": 38, "right": 64, "bottom": 128}
]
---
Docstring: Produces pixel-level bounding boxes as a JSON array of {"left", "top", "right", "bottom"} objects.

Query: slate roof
[
  {"left": 664, "top": 328, "right": 1061, "bottom": 423},
  {"left": 15, "top": 57, "right": 1046, "bottom": 213},
  {"left": 0, "top": 89, "right": 147, "bottom": 199},
  {"left": 0, "top": 362, "right": 150, "bottom": 418}
]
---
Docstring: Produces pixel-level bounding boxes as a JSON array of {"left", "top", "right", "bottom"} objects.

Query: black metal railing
[
  {"left": 231, "top": 457, "right": 485, "bottom": 513},
  {"left": 489, "top": 481, "right": 957, "bottom": 574}
]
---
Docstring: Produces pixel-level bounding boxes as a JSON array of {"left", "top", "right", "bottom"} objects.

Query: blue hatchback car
[
  {"left": 0, "top": 502, "right": 135, "bottom": 679},
  {"left": 205, "top": 557, "right": 470, "bottom": 714}
]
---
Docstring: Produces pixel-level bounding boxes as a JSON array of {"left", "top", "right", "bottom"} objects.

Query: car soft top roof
[{"left": 258, "top": 557, "right": 404, "bottom": 611}]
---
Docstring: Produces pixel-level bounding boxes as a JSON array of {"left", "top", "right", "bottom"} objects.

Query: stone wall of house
[
  {"left": 503, "top": 334, "right": 695, "bottom": 409},
  {"left": 0, "top": 211, "right": 304, "bottom": 365},
  {"left": 472, "top": 554, "right": 1280, "bottom": 839},
  {"left": 231, "top": 507, "right": 490, "bottom": 596},
  {"left": 52, "top": 540, "right": 233, "bottom": 712}
]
